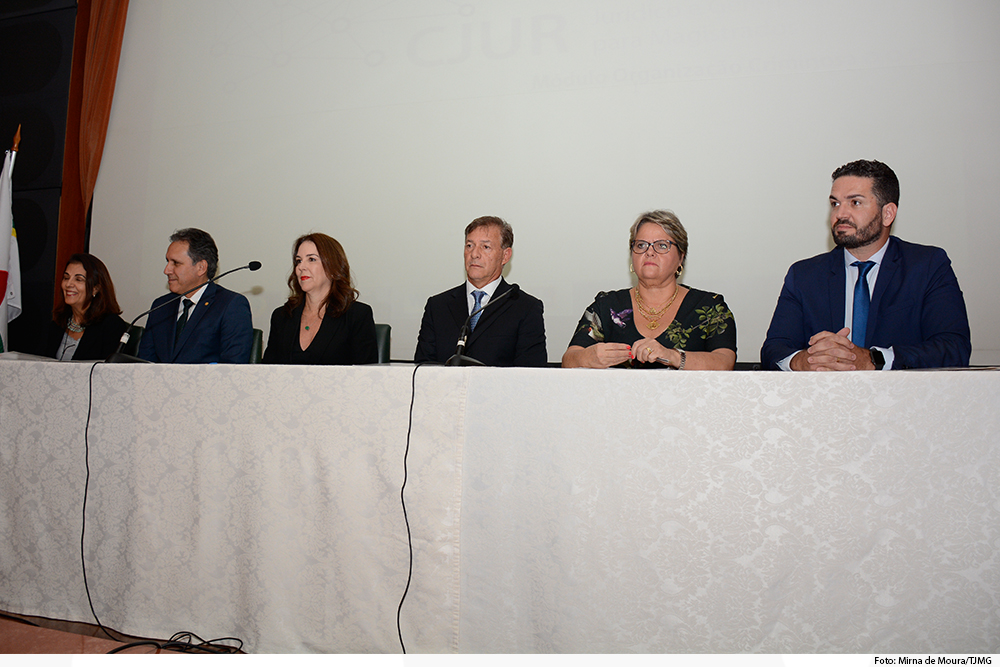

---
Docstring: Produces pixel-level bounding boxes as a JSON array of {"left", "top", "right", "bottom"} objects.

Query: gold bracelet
[{"left": 677, "top": 350, "right": 686, "bottom": 370}]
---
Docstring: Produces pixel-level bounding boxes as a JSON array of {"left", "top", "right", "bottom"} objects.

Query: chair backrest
[
  {"left": 122, "top": 325, "right": 144, "bottom": 357},
  {"left": 374, "top": 323, "right": 390, "bottom": 363},
  {"left": 249, "top": 328, "right": 263, "bottom": 364}
]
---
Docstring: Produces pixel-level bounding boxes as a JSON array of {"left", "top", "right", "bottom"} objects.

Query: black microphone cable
[
  {"left": 396, "top": 361, "right": 429, "bottom": 653},
  {"left": 82, "top": 360, "right": 116, "bottom": 641},
  {"left": 81, "top": 361, "right": 246, "bottom": 651}
]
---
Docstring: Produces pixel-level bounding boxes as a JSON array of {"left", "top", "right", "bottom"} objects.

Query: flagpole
[{"left": 1, "top": 125, "right": 23, "bottom": 352}]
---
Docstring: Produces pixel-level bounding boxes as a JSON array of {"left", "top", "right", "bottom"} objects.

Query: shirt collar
[
  {"left": 180, "top": 283, "right": 209, "bottom": 313},
  {"left": 466, "top": 276, "right": 502, "bottom": 300},
  {"left": 843, "top": 238, "right": 890, "bottom": 269}
]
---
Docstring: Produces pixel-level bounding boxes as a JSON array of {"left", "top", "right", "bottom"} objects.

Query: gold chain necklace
[{"left": 633, "top": 285, "right": 678, "bottom": 330}]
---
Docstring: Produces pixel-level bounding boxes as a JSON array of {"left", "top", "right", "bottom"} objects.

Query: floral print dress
[{"left": 568, "top": 287, "right": 736, "bottom": 368}]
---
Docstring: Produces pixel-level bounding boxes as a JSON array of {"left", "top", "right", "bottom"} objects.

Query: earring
[
  {"left": 629, "top": 264, "right": 635, "bottom": 274},
  {"left": 675, "top": 266, "right": 683, "bottom": 278}
]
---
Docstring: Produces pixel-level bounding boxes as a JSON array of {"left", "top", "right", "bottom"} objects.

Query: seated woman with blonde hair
[
  {"left": 562, "top": 210, "right": 736, "bottom": 370},
  {"left": 263, "top": 232, "right": 377, "bottom": 365}
]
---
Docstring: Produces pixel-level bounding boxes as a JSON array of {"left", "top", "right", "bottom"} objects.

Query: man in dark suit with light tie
[
  {"left": 138, "top": 228, "right": 253, "bottom": 364},
  {"left": 760, "top": 160, "right": 971, "bottom": 371},
  {"left": 415, "top": 216, "right": 547, "bottom": 366}
]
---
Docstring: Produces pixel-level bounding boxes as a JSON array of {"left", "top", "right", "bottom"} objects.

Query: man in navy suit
[
  {"left": 138, "top": 228, "right": 253, "bottom": 364},
  {"left": 761, "top": 160, "right": 971, "bottom": 370},
  {"left": 415, "top": 216, "right": 547, "bottom": 366}
]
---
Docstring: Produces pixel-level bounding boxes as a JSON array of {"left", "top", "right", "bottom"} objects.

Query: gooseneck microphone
[
  {"left": 106, "top": 261, "right": 262, "bottom": 363},
  {"left": 445, "top": 283, "right": 520, "bottom": 367}
]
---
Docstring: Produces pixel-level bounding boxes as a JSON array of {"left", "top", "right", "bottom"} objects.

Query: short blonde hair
[{"left": 628, "top": 210, "right": 688, "bottom": 258}]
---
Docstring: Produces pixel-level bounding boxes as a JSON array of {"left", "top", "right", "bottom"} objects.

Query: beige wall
[{"left": 93, "top": 1, "right": 1000, "bottom": 363}]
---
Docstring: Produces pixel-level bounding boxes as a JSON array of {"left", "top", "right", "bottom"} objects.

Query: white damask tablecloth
[{"left": 1, "top": 356, "right": 997, "bottom": 653}]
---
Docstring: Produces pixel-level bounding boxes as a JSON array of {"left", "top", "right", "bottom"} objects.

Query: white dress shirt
[{"left": 466, "top": 276, "right": 503, "bottom": 315}]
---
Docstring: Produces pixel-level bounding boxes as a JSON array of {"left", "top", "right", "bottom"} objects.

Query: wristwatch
[{"left": 869, "top": 347, "right": 885, "bottom": 370}]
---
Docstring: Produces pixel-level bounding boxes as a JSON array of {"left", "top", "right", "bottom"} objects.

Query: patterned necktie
[
  {"left": 851, "top": 261, "right": 875, "bottom": 347},
  {"left": 175, "top": 298, "right": 193, "bottom": 345},
  {"left": 469, "top": 290, "right": 486, "bottom": 331}
]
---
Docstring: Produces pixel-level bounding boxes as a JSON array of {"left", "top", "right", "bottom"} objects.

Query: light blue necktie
[
  {"left": 469, "top": 290, "right": 486, "bottom": 331},
  {"left": 851, "top": 261, "right": 875, "bottom": 347}
]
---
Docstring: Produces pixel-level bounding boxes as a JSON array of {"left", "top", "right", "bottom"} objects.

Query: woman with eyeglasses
[
  {"left": 262, "top": 232, "right": 378, "bottom": 365},
  {"left": 561, "top": 210, "right": 736, "bottom": 369}
]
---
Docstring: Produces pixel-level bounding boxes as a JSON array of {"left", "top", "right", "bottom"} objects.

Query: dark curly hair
[
  {"left": 52, "top": 253, "right": 123, "bottom": 327},
  {"left": 283, "top": 233, "right": 358, "bottom": 317}
]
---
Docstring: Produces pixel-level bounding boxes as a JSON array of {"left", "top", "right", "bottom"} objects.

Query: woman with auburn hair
[
  {"left": 44, "top": 253, "right": 128, "bottom": 360},
  {"left": 262, "top": 232, "right": 377, "bottom": 365},
  {"left": 562, "top": 210, "right": 736, "bottom": 370}
]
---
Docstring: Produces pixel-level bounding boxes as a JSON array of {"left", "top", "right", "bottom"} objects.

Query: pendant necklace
[{"left": 634, "top": 285, "right": 679, "bottom": 329}]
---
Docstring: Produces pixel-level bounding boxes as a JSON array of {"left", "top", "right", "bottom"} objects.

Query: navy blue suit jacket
[
  {"left": 138, "top": 282, "right": 254, "bottom": 363},
  {"left": 414, "top": 279, "right": 548, "bottom": 367},
  {"left": 760, "top": 237, "right": 971, "bottom": 369}
]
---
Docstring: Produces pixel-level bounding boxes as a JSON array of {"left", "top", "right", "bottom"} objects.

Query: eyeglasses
[{"left": 631, "top": 240, "right": 675, "bottom": 254}]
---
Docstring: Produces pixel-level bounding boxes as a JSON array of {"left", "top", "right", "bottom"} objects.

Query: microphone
[
  {"left": 445, "top": 283, "right": 520, "bottom": 367},
  {"left": 106, "top": 261, "right": 262, "bottom": 363}
]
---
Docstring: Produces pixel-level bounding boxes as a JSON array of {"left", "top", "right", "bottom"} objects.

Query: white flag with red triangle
[{"left": 0, "top": 136, "right": 23, "bottom": 353}]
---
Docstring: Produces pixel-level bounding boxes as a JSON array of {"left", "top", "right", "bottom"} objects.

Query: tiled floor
[{"left": 0, "top": 615, "right": 173, "bottom": 654}]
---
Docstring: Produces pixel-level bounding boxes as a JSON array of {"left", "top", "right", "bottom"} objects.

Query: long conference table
[{"left": 1, "top": 354, "right": 998, "bottom": 653}]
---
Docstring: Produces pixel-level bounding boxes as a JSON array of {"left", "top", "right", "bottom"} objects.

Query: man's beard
[{"left": 833, "top": 211, "right": 883, "bottom": 249}]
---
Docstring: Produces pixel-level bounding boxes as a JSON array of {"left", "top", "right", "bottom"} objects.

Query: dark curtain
[{"left": 54, "top": 0, "right": 129, "bottom": 299}]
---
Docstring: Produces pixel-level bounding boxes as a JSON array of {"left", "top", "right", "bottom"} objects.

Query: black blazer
[
  {"left": 43, "top": 313, "right": 128, "bottom": 361},
  {"left": 414, "top": 279, "right": 547, "bottom": 367},
  {"left": 262, "top": 300, "right": 378, "bottom": 365}
]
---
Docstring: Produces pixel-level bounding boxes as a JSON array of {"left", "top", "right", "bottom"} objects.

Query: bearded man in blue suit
[
  {"left": 761, "top": 160, "right": 971, "bottom": 371},
  {"left": 138, "top": 228, "right": 253, "bottom": 364}
]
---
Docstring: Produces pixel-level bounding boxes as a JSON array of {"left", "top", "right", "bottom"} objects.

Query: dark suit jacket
[
  {"left": 138, "top": 283, "right": 253, "bottom": 363},
  {"left": 43, "top": 313, "right": 128, "bottom": 361},
  {"left": 760, "top": 237, "right": 971, "bottom": 369},
  {"left": 262, "top": 300, "right": 378, "bottom": 365},
  {"left": 414, "top": 279, "right": 547, "bottom": 367}
]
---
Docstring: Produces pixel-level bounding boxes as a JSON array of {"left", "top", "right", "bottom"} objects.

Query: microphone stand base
[
  {"left": 105, "top": 352, "right": 152, "bottom": 364},
  {"left": 445, "top": 354, "right": 486, "bottom": 367}
]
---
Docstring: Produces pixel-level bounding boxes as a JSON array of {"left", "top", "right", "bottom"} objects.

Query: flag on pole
[{"left": 0, "top": 126, "right": 23, "bottom": 353}]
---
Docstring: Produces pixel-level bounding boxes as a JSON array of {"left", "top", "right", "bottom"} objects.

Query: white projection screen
[{"left": 92, "top": 1, "right": 1000, "bottom": 365}]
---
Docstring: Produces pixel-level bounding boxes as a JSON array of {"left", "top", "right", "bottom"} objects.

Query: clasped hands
[
  {"left": 790, "top": 327, "right": 875, "bottom": 371},
  {"left": 590, "top": 339, "right": 678, "bottom": 367}
]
